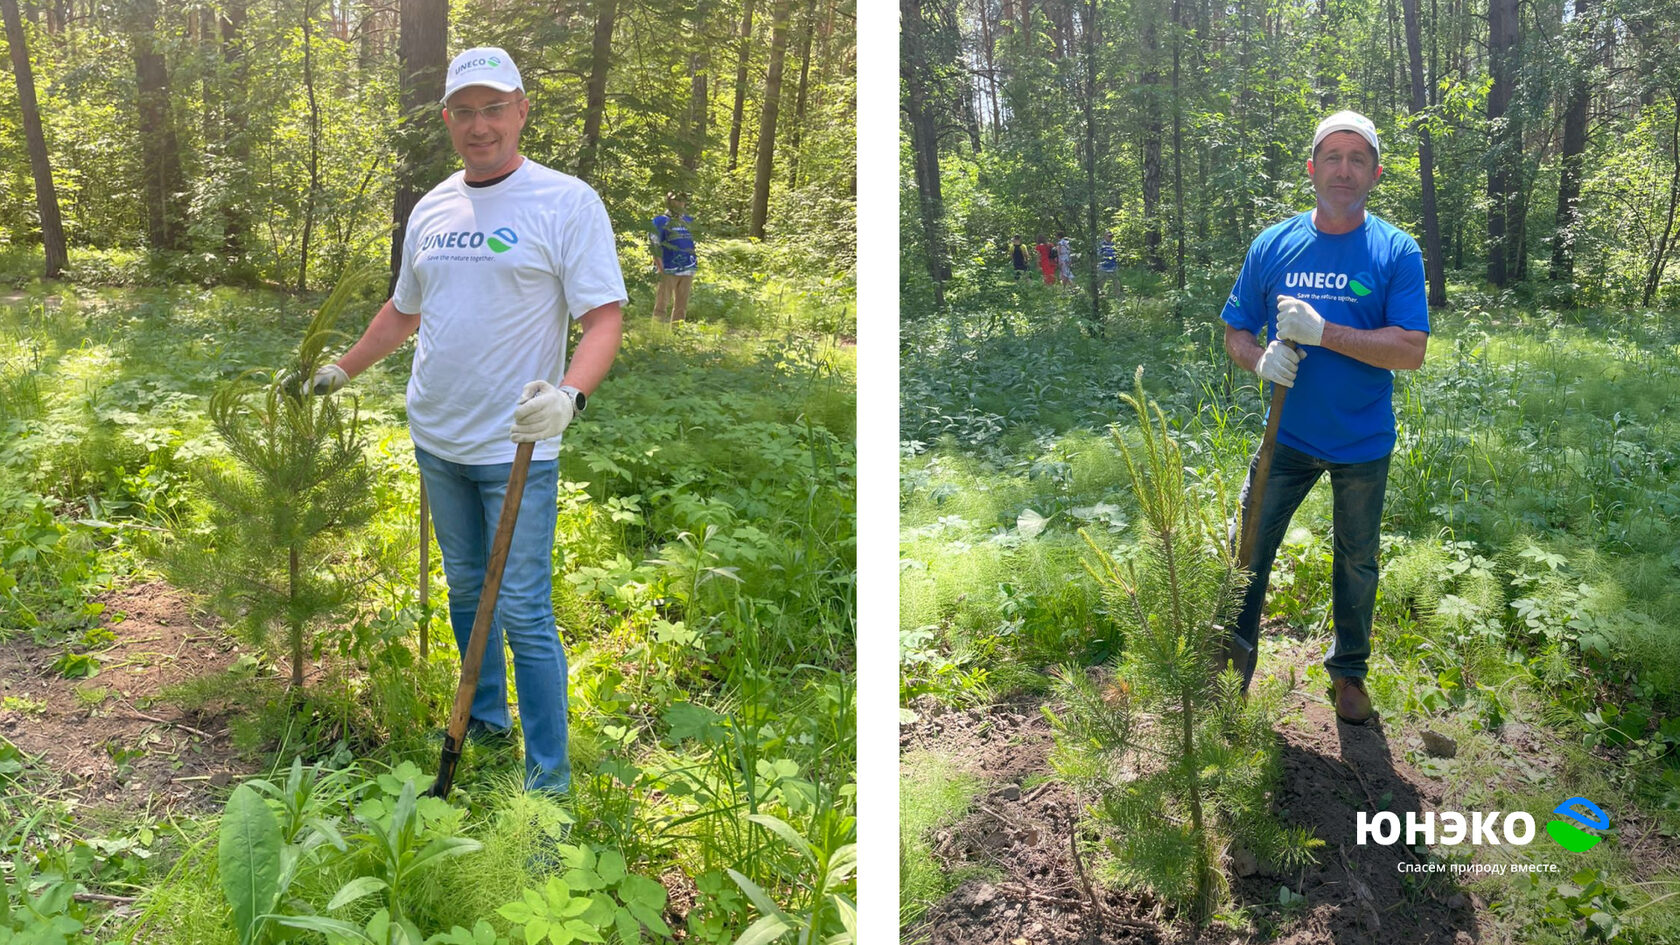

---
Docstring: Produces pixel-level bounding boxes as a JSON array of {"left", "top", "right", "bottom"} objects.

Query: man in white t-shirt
[{"left": 310, "top": 47, "right": 626, "bottom": 794}]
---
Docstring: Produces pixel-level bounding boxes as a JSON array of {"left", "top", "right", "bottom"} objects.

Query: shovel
[
  {"left": 1227, "top": 339, "right": 1298, "bottom": 683},
  {"left": 428, "top": 440, "right": 534, "bottom": 799}
]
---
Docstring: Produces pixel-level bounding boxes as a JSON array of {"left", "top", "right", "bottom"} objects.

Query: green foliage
[
  {"left": 1045, "top": 369, "right": 1318, "bottom": 924},
  {"left": 164, "top": 267, "right": 381, "bottom": 687}
]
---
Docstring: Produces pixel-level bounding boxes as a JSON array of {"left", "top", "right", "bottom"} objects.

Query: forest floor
[
  {"left": 0, "top": 582, "right": 254, "bottom": 818},
  {"left": 903, "top": 620, "right": 1680, "bottom": 944}
]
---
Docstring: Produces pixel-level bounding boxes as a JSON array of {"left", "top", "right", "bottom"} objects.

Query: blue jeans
[
  {"left": 415, "top": 446, "right": 569, "bottom": 794},
  {"left": 1229, "top": 442, "right": 1390, "bottom": 687}
]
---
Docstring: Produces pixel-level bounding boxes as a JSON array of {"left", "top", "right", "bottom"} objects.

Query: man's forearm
[
  {"left": 561, "top": 303, "right": 624, "bottom": 395},
  {"left": 1225, "top": 325, "right": 1264, "bottom": 373},
  {"left": 1319, "top": 323, "right": 1427, "bottom": 371},
  {"left": 336, "top": 299, "right": 421, "bottom": 378}
]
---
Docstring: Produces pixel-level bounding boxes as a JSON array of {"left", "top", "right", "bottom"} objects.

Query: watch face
[{"left": 573, "top": 390, "right": 586, "bottom": 412}]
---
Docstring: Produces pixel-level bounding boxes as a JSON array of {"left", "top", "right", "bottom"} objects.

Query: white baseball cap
[
  {"left": 441, "top": 47, "right": 522, "bottom": 103},
  {"left": 1312, "top": 110, "right": 1380, "bottom": 161}
]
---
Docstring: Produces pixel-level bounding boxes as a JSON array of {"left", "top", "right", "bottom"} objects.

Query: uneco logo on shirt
[
  {"left": 417, "top": 226, "right": 520, "bottom": 254},
  {"left": 1285, "top": 270, "right": 1375, "bottom": 297}
]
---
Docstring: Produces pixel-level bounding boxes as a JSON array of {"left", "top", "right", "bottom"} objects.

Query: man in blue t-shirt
[
  {"left": 652, "top": 192, "right": 698, "bottom": 322},
  {"left": 1219, "top": 110, "right": 1429, "bottom": 725}
]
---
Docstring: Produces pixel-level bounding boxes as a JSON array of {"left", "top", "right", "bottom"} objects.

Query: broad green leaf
[
  {"left": 271, "top": 914, "right": 375, "bottom": 944},
  {"left": 726, "top": 869, "right": 788, "bottom": 922},
  {"left": 327, "top": 876, "right": 389, "bottom": 911},
  {"left": 618, "top": 874, "right": 666, "bottom": 910},
  {"left": 219, "top": 784, "right": 283, "bottom": 945},
  {"left": 1017, "top": 508, "right": 1048, "bottom": 538},
  {"left": 595, "top": 850, "right": 627, "bottom": 884},
  {"left": 821, "top": 844, "right": 858, "bottom": 894},
  {"left": 733, "top": 913, "right": 798, "bottom": 945},
  {"left": 747, "top": 814, "right": 816, "bottom": 865}
]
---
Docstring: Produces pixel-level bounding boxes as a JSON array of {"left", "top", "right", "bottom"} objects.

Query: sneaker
[{"left": 1333, "top": 676, "right": 1373, "bottom": 725}]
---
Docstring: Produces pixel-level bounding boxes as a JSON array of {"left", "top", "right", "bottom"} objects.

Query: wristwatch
[{"left": 558, "top": 384, "right": 587, "bottom": 415}]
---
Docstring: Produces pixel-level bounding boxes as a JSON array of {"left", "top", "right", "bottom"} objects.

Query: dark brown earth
[
  {"left": 903, "top": 686, "right": 1484, "bottom": 945},
  {"left": 0, "top": 581, "right": 259, "bottom": 815}
]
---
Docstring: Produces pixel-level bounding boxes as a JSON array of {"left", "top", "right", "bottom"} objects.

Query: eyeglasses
[{"left": 447, "top": 100, "right": 518, "bottom": 122}]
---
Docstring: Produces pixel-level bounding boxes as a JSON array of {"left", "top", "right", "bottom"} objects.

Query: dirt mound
[
  {"left": 0, "top": 581, "right": 256, "bottom": 814},
  {"left": 904, "top": 693, "right": 1484, "bottom": 944}
]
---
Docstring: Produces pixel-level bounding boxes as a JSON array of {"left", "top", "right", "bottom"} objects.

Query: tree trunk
[
  {"left": 728, "top": 0, "right": 757, "bottom": 171},
  {"left": 2, "top": 0, "right": 68, "bottom": 277},
  {"left": 1550, "top": 0, "right": 1591, "bottom": 284},
  {"left": 1486, "top": 0, "right": 1518, "bottom": 285},
  {"left": 389, "top": 0, "right": 447, "bottom": 289},
  {"left": 297, "top": 0, "right": 321, "bottom": 291},
  {"left": 684, "top": 50, "right": 708, "bottom": 172},
  {"left": 1083, "top": 0, "right": 1100, "bottom": 326},
  {"left": 1171, "top": 0, "right": 1185, "bottom": 288},
  {"left": 574, "top": 0, "right": 618, "bottom": 184},
  {"left": 901, "top": 0, "right": 946, "bottom": 309},
  {"left": 1402, "top": 0, "right": 1445, "bottom": 305},
  {"left": 1140, "top": 14, "right": 1164, "bottom": 271},
  {"left": 749, "top": 0, "right": 790, "bottom": 238},
  {"left": 787, "top": 0, "right": 818, "bottom": 188},
  {"left": 129, "top": 0, "right": 187, "bottom": 251},
  {"left": 220, "top": 0, "right": 250, "bottom": 262},
  {"left": 1642, "top": 92, "right": 1680, "bottom": 308},
  {"left": 979, "top": 0, "right": 1002, "bottom": 144}
]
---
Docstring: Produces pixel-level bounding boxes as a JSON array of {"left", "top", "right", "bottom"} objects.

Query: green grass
[
  {"left": 900, "top": 749, "right": 988, "bottom": 928},
  {"left": 0, "top": 248, "right": 854, "bottom": 944},
  {"left": 902, "top": 274, "right": 1680, "bottom": 940}
]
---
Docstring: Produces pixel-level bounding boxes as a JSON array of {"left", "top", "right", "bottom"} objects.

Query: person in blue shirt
[
  {"left": 652, "top": 192, "right": 698, "bottom": 322},
  {"left": 1219, "top": 110, "right": 1429, "bottom": 725},
  {"left": 1097, "top": 231, "right": 1119, "bottom": 289}
]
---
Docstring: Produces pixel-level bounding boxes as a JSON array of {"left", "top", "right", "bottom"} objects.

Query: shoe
[{"left": 1333, "top": 676, "right": 1373, "bottom": 725}]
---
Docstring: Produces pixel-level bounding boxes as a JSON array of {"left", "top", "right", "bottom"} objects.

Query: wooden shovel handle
[
  {"left": 1237, "top": 341, "right": 1297, "bottom": 571},
  {"left": 432, "top": 440, "right": 535, "bottom": 797}
]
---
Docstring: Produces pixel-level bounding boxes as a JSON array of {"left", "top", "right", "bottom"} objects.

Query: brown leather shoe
[{"left": 1333, "top": 676, "right": 1373, "bottom": 725}]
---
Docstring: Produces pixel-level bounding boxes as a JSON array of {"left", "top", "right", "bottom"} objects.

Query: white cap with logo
[
  {"left": 442, "top": 47, "right": 522, "bottom": 103},
  {"left": 1312, "top": 110, "right": 1380, "bottom": 162}
]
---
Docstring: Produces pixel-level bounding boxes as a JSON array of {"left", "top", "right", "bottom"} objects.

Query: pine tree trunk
[
  {"left": 1550, "top": 0, "right": 1590, "bottom": 283},
  {"left": 728, "top": 0, "right": 758, "bottom": 171},
  {"left": 2, "top": 0, "right": 68, "bottom": 277},
  {"left": 786, "top": 0, "right": 817, "bottom": 188},
  {"left": 130, "top": 0, "right": 187, "bottom": 251},
  {"left": 389, "top": 0, "right": 447, "bottom": 289},
  {"left": 1642, "top": 95, "right": 1680, "bottom": 307},
  {"left": 902, "top": 0, "right": 946, "bottom": 309},
  {"left": 684, "top": 50, "right": 708, "bottom": 172},
  {"left": 1486, "top": 0, "right": 1518, "bottom": 286},
  {"left": 1402, "top": 0, "right": 1445, "bottom": 305},
  {"left": 297, "top": 1, "right": 321, "bottom": 291},
  {"left": 1083, "top": 0, "right": 1100, "bottom": 326},
  {"left": 289, "top": 545, "right": 303, "bottom": 689},
  {"left": 1141, "top": 15, "right": 1164, "bottom": 272},
  {"left": 220, "top": 0, "right": 250, "bottom": 262},
  {"left": 1171, "top": 0, "right": 1185, "bottom": 289},
  {"left": 749, "top": 0, "right": 790, "bottom": 238},
  {"left": 575, "top": 0, "right": 618, "bottom": 184}
]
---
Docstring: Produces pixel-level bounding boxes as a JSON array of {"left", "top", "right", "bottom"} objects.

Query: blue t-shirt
[
  {"left": 652, "top": 213, "right": 697, "bottom": 271},
  {"left": 1098, "top": 241, "right": 1118, "bottom": 272},
  {"left": 1220, "top": 211, "right": 1429, "bottom": 463}
]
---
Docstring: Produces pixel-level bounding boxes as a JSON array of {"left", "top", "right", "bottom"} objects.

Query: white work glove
[
  {"left": 1275, "top": 295, "right": 1326, "bottom": 346},
  {"left": 510, "top": 380, "right": 574, "bottom": 443},
  {"left": 1255, "top": 340, "right": 1306, "bottom": 388},
  {"left": 310, "top": 364, "right": 348, "bottom": 395}
]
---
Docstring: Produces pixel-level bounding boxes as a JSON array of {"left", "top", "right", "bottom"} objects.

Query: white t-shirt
[{"left": 392, "top": 159, "right": 627, "bottom": 465}]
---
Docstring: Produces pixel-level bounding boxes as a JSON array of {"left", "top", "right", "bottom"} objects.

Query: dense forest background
[
  {"left": 3, "top": 0, "right": 857, "bottom": 289},
  {"left": 902, "top": 0, "right": 1680, "bottom": 314}
]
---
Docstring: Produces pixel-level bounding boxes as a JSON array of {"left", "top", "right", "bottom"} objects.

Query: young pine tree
[
  {"left": 1046, "top": 368, "right": 1320, "bottom": 924},
  {"left": 169, "top": 267, "right": 381, "bottom": 690}
]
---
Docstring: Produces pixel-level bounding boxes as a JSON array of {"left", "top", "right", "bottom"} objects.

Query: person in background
[
  {"left": 1098, "top": 231, "right": 1119, "bottom": 288},
  {"left": 1036, "top": 235, "right": 1055, "bottom": 285},
  {"left": 1011, "top": 235, "right": 1031, "bottom": 281},
  {"left": 1057, "top": 232, "right": 1075, "bottom": 285},
  {"left": 652, "top": 192, "right": 698, "bottom": 322}
]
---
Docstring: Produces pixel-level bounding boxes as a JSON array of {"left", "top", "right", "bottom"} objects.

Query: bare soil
[
  {"left": 903, "top": 684, "right": 1484, "bottom": 945},
  {"left": 0, "top": 581, "right": 258, "bottom": 814}
]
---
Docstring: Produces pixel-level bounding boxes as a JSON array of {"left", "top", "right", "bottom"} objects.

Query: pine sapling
[
  {"left": 1046, "top": 368, "right": 1320, "bottom": 924},
  {"left": 167, "top": 267, "right": 381, "bottom": 690}
]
